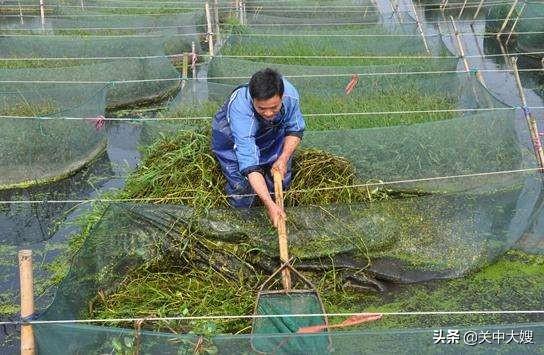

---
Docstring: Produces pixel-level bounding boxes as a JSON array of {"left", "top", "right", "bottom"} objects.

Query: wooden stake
[
  {"left": 272, "top": 170, "right": 292, "bottom": 291},
  {"left": 457, "top": 0, "right": 467, "bottom": 19},
  {"left": 205, "top": 2, "right": 214, "bottom": 57},
  {"left": 497, "top": 0, "right": 518, "bottom": 39},
  {"left": 411, "top": 1, "right": 430, "bottom": 54},
  {"left": 473, "top": 0, "right": 484, "bottom": 20},
  {"left": 39, "top": 0, "right": 45, "bottom": 30},
  {"left": 182, "top": 53, "right": 188, "bottom": 80},
  {"left": 511, "top": 57, "right": 544, "bottom": 172},
  {"left": 450, "top": 16, "right": 470, "bottom": 72},
  {"left": 19, "top": 250, "right": 35, "bottom": 355}
]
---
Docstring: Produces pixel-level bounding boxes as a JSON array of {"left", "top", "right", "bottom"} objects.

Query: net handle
[{"left": 272, "top": 168, "right": 292, "bottom": 291}]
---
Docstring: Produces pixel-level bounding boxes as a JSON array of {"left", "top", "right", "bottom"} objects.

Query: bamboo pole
[
  {"left": 19, "top": 250, "right": 35, "bottom": 355},
  {"left": 191, "top": 41, "right": 196, "bottom": 101},
  {"left": 450, "top": 16, "right": 470, "bottom": 72},
  {"left": 182, "top": 53, "right": 188, "bottom": 80},
  {"left": 242, "top": 0, "right": 247, "bottom": 26},
  {"left": 496, "top": 0, "right": 518, "bottom": 39},
  {"left": 506, "top": 3, "right": 525, "bottom": 46},
  {"left": 440, "top": 0, "right": 449, "bottom": 12},
  {"left": 18, "top": 1, "right": 24, "bottom": 25},
  {"left": 511, "top": 57, "right": 544, "bottom": 172},
  {"left": 213, "top": 0, "right": 220, "bottom": 43},
  {"left": 457, "top": 0, "right": 467, "bottom": 19},
  {"left": 411, "top": 0, "right": 430, "bottom": 54},
  {"left": 272, "top": 170, "right": 292, "bottom": 291},
  {"left": 205, "top": 2, "right": 214, "bottom": 57},
  {"left": 473, "top": 0, "right": 484, "bottom": 20},
  {"left": 39, "top": 0, "right": 45, "bottom": 30}
]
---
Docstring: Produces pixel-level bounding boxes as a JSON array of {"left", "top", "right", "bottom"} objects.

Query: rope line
[
  {"left": 0, "top": 168, "right": 539, "bottom": 204},
  {"left": 0, "top": 310, "right": 542, "bottom": 326},
  {"left": 1, "top": 67, "right": 542, "bottom": 84},
  {"left": 2, "top": 30, "right": 544, "bottom": 38},
  {"left": 4, "top": 106, "right": 542, "bottom": 121}
]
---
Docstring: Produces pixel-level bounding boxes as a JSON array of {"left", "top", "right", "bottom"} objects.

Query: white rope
[
  {"left": 1, "top": 67, "right": 542, "bottom": 84},
  {"left": 1, "top": 310, "right": 543, "bottom": 326},
  {"left": 0, "top": 32, "right": 199, "bottom": 38},
  {"left": 0, "top": 168, "right": 539, "bottom": 204},
  {"left": 0, "top": 53, "right": 190, "bottom": 61},
  {"left": 4, "top": 106, "right": 541, "bottom": 121}
]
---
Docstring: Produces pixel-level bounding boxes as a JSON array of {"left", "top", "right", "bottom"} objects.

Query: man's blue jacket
[{"left": 211, "top": 78, "right": 305, "bottom": 207}]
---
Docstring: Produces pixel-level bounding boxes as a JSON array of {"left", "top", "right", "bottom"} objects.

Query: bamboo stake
[
  {"left": 182, "top": 53, "right": 188, "bottom": 80},
  {"left": 213, "top": 0, "right": 220, "bottom": 43},
  {"left": 19, "top": 250, "right": 35, "bottom": 355},
  {"left": 473, "top": 0, "right": 484, "bottom": 20},
  {"left": 511, "top": 57, "right": 544, "bottom": 172},
  {"left": 18, "top": 0, "right": 24, "bottom": 25},
  {"left": 191, "top": 42, "right": 197, "bottom": 102},
  {"left": 450, "top": 16, "right": 470, "bottom": 72},
  {"left": 242, "top": 0, "right": 247, "bottom": 26},
  {"left": 457, "top": 0, "right": 467, "bottom": 19},
  {"left": 506, "top": 2, "right": 525, "bottom": 46},
  {"left": 272, "top": 170, "right": 292, "bottom": 291},
  {"left": 39, "top": 0, "right": 45, "bottom": 31},
  {"left": 205, "top": 2, "right": 214, "bottom": 57},
  {"left": 411, "top": 0, "right": 430, "bottom": 54},
  {"left": 497, "top": 0, "right": 518, "bottom": 39},
  {"left": 440, "top": 0, "right": 449, "bottom": 12}
]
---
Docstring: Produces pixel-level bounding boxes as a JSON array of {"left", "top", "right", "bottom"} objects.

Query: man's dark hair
[{"left": 248, "top": 68, "right": 284, "bottom": 100}]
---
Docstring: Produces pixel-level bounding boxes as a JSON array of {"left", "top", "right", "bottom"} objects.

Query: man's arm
[
  {"left": 247, "top": 171, "right": 286, "bottom": 228},
  {"left": 272, "top": 135, "right": 301, "bottom": 178}
]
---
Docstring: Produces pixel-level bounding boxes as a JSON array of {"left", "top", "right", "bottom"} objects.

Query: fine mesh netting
[
  {"left": 516, "top": 1, "right": 544, "bottom": 54},
  {"left": 1, "top": 0, "right": 543, "bottom": 353}
]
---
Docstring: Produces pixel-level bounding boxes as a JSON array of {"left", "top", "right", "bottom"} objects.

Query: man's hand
[
  {"left": 271, "top": 157, "right": 288, "bottom": 179},
  {"left": 265, "top": 200, "right": 286, "bottom": 228}
]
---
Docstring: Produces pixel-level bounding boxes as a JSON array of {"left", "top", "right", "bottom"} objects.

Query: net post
[
  {"left": 39, "top": 0, "right": 45, "bottom": 31},
  {"left": 182, "top": 53, "right": 189, "bottom": 80},
  {"left": 473, "top": 0, "right": 484, "bottom": 20},
  {"left": 457, "top": 0, "right": 467, "bottom": 19},
  {"left": 18, "top": 0, "right": 24, "bottom": 25},
  {"left": 242, "top": 1, "right": 246, "bottom": 26},
  {"left": 511, "top": 57, "right": 544, "bottom": 172},
  {"left": 440, "top": 0, "right": 449, "bottom": 13},
  {"left": 213, "top": 0, "right": 221, "bottom": 44},
  {"left": 450, "top": 16, "right": 470, "bottom": 72},
  {"left": 496, "top": 0, "right": 518, "bottom": 39},
  {"left": 191, "top": 41, "right": 197, "bottom": 102},
  {"left": 411, "top": 1, "right": 430, "bottom": 54},
  {"left": 19, "top": 250, "right": 35, "bottom": 355},
  {"left": 505, "top": 2, "right": 524, "bottom": 46},
  {"left": 205, "top": 2, "right": 215, "bottom": 57}
]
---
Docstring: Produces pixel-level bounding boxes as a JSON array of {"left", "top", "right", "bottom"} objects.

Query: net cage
[
  {"left": 515, "top": 1, "right": 544, "bottom": 55},
  {"left": 1, "top": 0, "right": 543, "bottom": 353}
]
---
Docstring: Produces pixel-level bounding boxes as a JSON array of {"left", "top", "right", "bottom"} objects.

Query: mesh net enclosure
[
  {"left": 515, "top": 1, "right": 544, "bottom": 55},
  {"left": 1, "top": 0, "right": 544, "bottom": 353}
]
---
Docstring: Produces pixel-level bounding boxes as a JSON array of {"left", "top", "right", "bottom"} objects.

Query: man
[{"left": 211, "top": 68, "right": 305, "bottom": 228}]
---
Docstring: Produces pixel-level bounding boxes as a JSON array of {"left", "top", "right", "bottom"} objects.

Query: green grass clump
[
  {"left": 123, "top": 128, "right": 389, "bottom": 210},
  {"left": 0, "top": 100, "right": 57, "bottom": 117}
]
